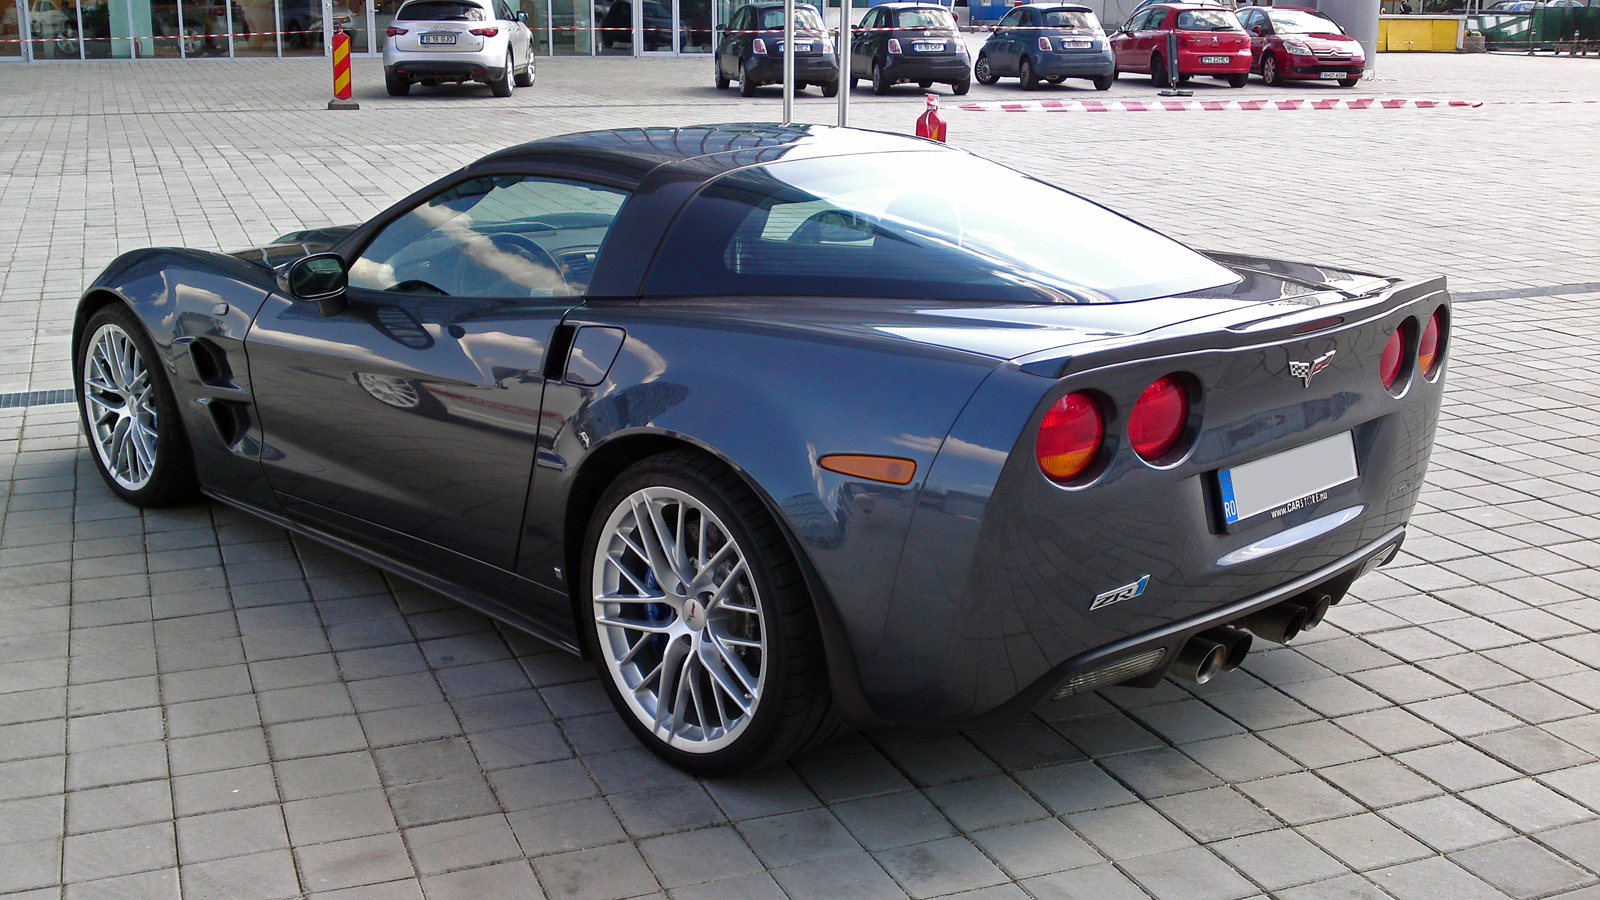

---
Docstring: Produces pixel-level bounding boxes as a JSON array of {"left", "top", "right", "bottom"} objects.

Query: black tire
[
  {"left": 1176, "top": 73, "right": 1191, "bottom": 84},
  {"left": 1019, "top": 56, "right": 1037, "bottom": 90},
  {"left": 872, "top": 59, "right": 890, "bottom": 94},
  {"left": 75, "top": 304, "right": 199, "bottom": 507},
  {"left": 951, "top": 76, "right": 970, "bottom": 95},
  {"left": 918, "top": 79, "right": 932, "bottom": 89},
  {"left": 1262, "top": 53, "right": 1282, "bottom": 86},
  {"left": 1339, "top": 76, "right": 1360, "bottom": 87},
  {"left": 740, "top": 59, "right": 758, "bottom": 96},
  {"left": 514, "top": 46, "right": 535, "bottom": 86},
  {"left": 583, "top": 450, "right": 839, "bottom": 774},
  {"left": 491, "top": 51, "right": 513, "bottom": 96},
  {"left": 822, "top": 78, "right": 839, "bottom": 97},
  {"left": 1151, "top": 52, "right": 1169, "bottom": 87},
  {"left": 974, "top": 52, "right": 998, "bottom": 85},
  {"left": 1227, "top": 72, "right": 1248, "bottom": 87},
  {"left": 385, "top": 70, "right": 410, "bottom": 96},
  {"left": 1046, "top": 75, "right": 1064, "bottom": 84},
  {"left": 849, "top": 76, "right": 859, "bottom": 90},
  {"left": 715, "top": 59, "right": 730, "bottom": 89},
  {"left": 1093, "top": 71, "right": 1114, "bottom": 90}
]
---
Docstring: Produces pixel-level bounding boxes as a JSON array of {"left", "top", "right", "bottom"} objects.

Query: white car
[{"left": 383, "top": 0, "right": 535, "bottom": 97}]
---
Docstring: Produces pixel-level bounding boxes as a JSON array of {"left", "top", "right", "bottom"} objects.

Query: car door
[
  {"left": 721, "top": 5, "right": 748, "bottom": 75},
  {"left": 854, "top": 7, "right": 882, "bottom": 75},
  {"left": 493, "top": 0, "right": 521, "bottom": 64},
  {"left": 1112, "top": 9, "right": 1145, "bottom": 68},
  {"left": 992, "top": 7, "right": 1022, "bottom": 73},
  {"left": 246, "top": 172, "right": 632, "bottom": 573},
  {"left": 1137, "top": 7, "right": 1168, "bottom": 69}
]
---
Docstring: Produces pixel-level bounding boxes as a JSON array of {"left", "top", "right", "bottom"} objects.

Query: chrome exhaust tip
[
  {"left": 1196, "top": 625, "right": 1252, "bottom": 672},
  {"left": 1236, "top": 601, "right": 1311, "bottom": 645},
  {"left": 1169, "top": 636, "right": 1229, "bottom": 685},
  {"left": 1295, "top": 592, "right": 1333, "bottom": 632}
]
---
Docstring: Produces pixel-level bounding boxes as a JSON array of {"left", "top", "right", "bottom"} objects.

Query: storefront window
[
  {"left": 279, "top": 0, "right": 323, "bottom": 54},
  {"left": 551, "top": 0, "right": 588, "bottom": 53},
  {"left": 2, "top": 0, "right": 24, "bottom": 59}
]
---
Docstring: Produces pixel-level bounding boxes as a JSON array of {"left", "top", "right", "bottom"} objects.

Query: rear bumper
[
  {"left": 1031, "top": 48, "right": 1115, "bottom": 77},
  {"left": 388, "top": 59, "right": 504, "bottom": 81},
  {"left": 882, "top": 54, "right": 972, "bottom": 82},
  {"left": 745, "top": 55, "right": 839, "bottom": 84},
  {"left": 1177, "top": 47, "right": 1251, "bottom": 74}
]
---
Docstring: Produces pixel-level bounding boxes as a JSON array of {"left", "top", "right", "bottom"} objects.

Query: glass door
[
  {"left": 679, "top": 0, "right": 709, "bottom": 52},
  {"left": 636, "top": 0, "right": 670, "bottom": 53},
  {"left": 3, "top": 0, "right": 26, "bottom": 59}
]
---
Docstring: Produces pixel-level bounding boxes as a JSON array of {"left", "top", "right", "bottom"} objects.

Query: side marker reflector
[{"left": 819, "top": 454, "right": 917, "bottom": 485}]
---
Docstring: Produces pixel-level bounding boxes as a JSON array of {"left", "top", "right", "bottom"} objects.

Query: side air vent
[
  {"left": 207, "top": 399, "right": 250, "bottom": 448},
  {"left": 189, "top": 340, "right": 232, "bottom": 386}
]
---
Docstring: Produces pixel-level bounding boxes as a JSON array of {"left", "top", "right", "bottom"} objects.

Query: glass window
[
  {"left": 644, "top": 152, "right": 1239, "bottom": 304},
  {"left": 996, "top": 8, "right": 1022, "bottom": 27},
  {"left": 894, "top": 7, "right": 952, "bottom": 28},
  {"left": 1266, "top": 9, "right": 1342, "bottom": 32},
  {"left": 395, "top": 0, "right": 485, "bottom": 19},
  {"left": 1042, "top": 8, "right": 1097, "bottom": 28},
  {"left": 757, "top": 5, "right": 822, "bottom": 30},
  {"left": 1176, "top": 9, "right": 1240, "bottom": 30},
  {"left": 350, "top": 176, "right": 630, "bottom": 299}
]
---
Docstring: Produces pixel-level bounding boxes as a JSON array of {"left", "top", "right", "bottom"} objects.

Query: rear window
[
  {"left": 757, "top": 6, "right": 825, "bottom": 29},
  {"left": 895, "top": 7, "right": 955, "bottom": 28},
  {"left": 643, "top": 152, "right": 1238, "bottom": 304},
  {"left": 1042, "top": 9, "right": 1098, "bottom": 28},
  {"left": 397, "top": 0, "right": 486, "bottom": 19},
  {"left": 1177, "top": 9, "right": 1241, "bottom": 30}
]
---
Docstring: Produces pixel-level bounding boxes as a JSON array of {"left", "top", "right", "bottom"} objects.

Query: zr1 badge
[{"left": 1091, "top": 575, "right": 1150, "bottom": 611}]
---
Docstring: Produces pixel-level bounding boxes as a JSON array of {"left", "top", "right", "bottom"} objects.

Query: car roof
[
  {"left": 1263, "top": 5, "right": 1327, "bottom": 11},
  {"left": 740, "top": 1, "right": 820, "bottom": 8},
  {"left": 874, "top": 2, "right": 957, "bottom": 7},
  {"left": 1018, "top": 3, "right": 1095, "bottom": 9},
  {"left": 469, "top": 124, "right": 941, "bottom": 181}
]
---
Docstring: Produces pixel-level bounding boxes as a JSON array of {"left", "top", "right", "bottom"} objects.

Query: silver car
[{"left": 384, "top": 0, "right": 535, "bottom": 97}]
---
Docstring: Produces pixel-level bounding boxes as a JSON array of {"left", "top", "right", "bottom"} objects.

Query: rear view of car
[
  {"left": 1111, "top": 3, "right": 1250, "bottom": 87},
  {"left": 852, "top": 2, "right": 972, "bottom": 95},
  {"left": 1240, "top": 6, "right": 1364, "bottom": 86},
  {"left": 383, "top": 0, "right": 534, "bottom": 97},
  {"left": 714, "top": 2, "right": 839, "bottom": 96},
  {"left": 975, "top": 3, "right": 1115, "bottom": 90}
]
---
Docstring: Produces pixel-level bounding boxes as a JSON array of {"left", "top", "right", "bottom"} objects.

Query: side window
[
  {"left": 997, "top": 8, "right": 1021, "bottom": 28},
  {"left": 496, "top": 0, "right": 513, "bottom": 19},
  {"left": 349, "top": 175, "right": 630, "bottom": 299},
  {"left": 730, "top": 7, "right": 747, "bottom": 31}
]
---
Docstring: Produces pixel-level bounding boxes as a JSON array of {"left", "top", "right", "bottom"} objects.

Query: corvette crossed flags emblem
[{"left": 1288, "top": 350, "right": 1336, "bottom": 388}]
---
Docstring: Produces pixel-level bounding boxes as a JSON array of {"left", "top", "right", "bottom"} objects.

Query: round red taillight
[
  {"left": 1418, "top": 311, "right": 1443, "bottom": 376},
  {"left": 1037, "top": 393, "right": 1103, "bottom": 483},
  {"left": 1128, "top": 375, "right": 1190, "bottom": 462},
  {"left": 1380, "top": 328, "right": 1404, "bottom": 389}
]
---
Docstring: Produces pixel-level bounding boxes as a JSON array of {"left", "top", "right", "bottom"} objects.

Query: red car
[
  {"left": 1110, "top": 3, "right": 1251, "bottom": 88},
  {"left": 1237, "top": 6, "right": 1364, "bottom": 86}
]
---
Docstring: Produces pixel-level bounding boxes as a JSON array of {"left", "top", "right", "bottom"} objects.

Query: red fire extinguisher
[{"left": 915, "top": 94, "right": 947, "bottom": 143}]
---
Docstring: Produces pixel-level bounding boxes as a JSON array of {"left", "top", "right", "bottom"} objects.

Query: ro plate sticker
[{"left": 1091, "top": 575, "right": 1150, "bottom": 611}]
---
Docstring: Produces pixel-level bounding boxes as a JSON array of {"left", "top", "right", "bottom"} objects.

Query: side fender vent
[
  {"left": 207, "top": 399, "right": 251, "bottom": 449},
  {"left": 189, "top": 339, "right": 233, "bottom": 387}
]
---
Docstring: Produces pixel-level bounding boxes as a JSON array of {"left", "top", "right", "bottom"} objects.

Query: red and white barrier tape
[
  {"left": 956, "top": 97, "right": 1485, "bottom": 112},
  {"left": 0, "top": 27, "right": 322, "bottom": 45}
]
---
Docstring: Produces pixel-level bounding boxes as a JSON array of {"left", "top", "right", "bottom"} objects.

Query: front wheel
[
  {"left": 585, "top": 451, "right": 837, "bottom": 774},
  {"left": 1227, "top": 72, "right": 1248, "bottom": 87},
  {"left": 1019, "top": 56, "right": 1038, "bottom": 90},
  {"left": 974, "top": 53, "right": 998, "bottom": 85},
  {"left": 76, "top": 305, "right": 198, "bottom": 507},
  {"left": 1262, "top": 53, "right": 1282, "bottom": 86},
  {"left": 1093, "top": 71, "right": 1115, "bottom": 90},
  {"left": 1339, "top": 76, "right": 1360, "bottom": 87}
]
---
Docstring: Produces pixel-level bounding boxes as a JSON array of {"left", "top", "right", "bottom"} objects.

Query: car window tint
[
  {"left": 1042, "top": 9, "right": 1096, "bottom": 28},
  {"left": 350, "top": 176, "right": 629, "bottom": 299},
  {"left": 758, "top": 6, "right": 823, "bottom": 29},
  {"left": 397, "top": 0, "right": 485, "bottom": 19},
  {"left": 1267, "top": 9, "right": 1341, "bottom": 32},
  {"left": 1177, "top": 9, "right": 1241, "bottom": 30},
  {"left": 895, "top": 7, "right": 954, "bottom": 28},
  {"left": 997, "top": 8, "right": 1022, "bottom": 27},
  {"left": 644, "top": 151, "right": 1239, "bottom": 304}
]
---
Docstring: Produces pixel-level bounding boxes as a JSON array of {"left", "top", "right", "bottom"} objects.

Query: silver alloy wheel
[
  {"left": 592, "top": 486, "right": 767, "bottom": 753},
  {"left": 82, "top": 323, "right": 159, "bottom": 492}
]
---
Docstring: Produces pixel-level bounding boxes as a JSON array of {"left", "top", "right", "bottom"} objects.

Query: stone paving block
[
  {"left": 876, "top": 836, "right": 1008, "bottom": 900},
  {"left": 1379, "top": 795, "right": 1515, "bottom": 853},
  {"left": 64, "top": 867, "right": 180, "bottom": 900},
  {"left": 419, "top": 860, "right": 545, "bottom": 900},
  {"left": 0, "top": 837, "right": 62, "bottom": 893},
  {"left": 1119, "top": 846, "right": 1257, "bottom": 900},
  {"left": 62, "top": 820, "right": 176, "bottom": 884},
  {"left": 1334, "top": 707, "right": 1450, "bottom": 755},
  {"left": 1236, "top": 773, "right": 1363, "bottom": 826},
  {"left": 1321, "top": 756, "right": 1442, "bottom": 808},
  {"left": 968, "top": 818, "right": 1100, "bottom": 880},
  {"left": 297, "top": 833, "right": 415, "bottom": 895},
  {"left": 532, "top": 841, "right": 660, "bottom": 900},
  {"left": 170, "top": 765, "right": 280, "bottom": 818},
  {"left": 1463, "top": 778, "right": 1594, "bottom": 833},
  {"left": 737, "top": 808, "right": 862, "bottom": 869},
  {"left": 1258, "top": 720, "right": 1378, "bottom": 768},
  {"left": 1178, "top": 733, "right": 1301, "bottom": 783},
  {"left": 880, "top": 736, "right": 1001, "bottom": 787},
  {"left": 404, "top": 813, "right": 522, "bottom": 876},
  {"left": 795, "top": 751, "right": 913, "bottom": 804},
  {"left": 1065, "top": 803, "right": 1195, "bottom": 860},
  {"left": 1011, "top": 761, "right": 1137, "bottom": 816},
  {"left": 1150, "top": 786, "right": 1280, "bottom": 843},
  {"left": 508, "top": 797, "right": 625, "bottom": 858},
  {"left": 1298, "top": 812, "right": 1433, "bottom": 871},
  {"left": 637, "top": 825, "right": 763, "bottom": 890},
  {"left": 0, "top": 794, "right": 64, "bottom": 846},
  {"left": 923, "top": 775, "right": 1049, "bottom": 833},
  {"left": 174, "top": 805, "right": 289, "bottom": 865},
  {"left": 65, "top": 779, "right": 170, "bottom": 835},
  {"left": 179, "top": 849, "right": 302, "bottom": 900},
  {"left": 609, "top": 782, "right": 726, "bottom": 838},
  {"left": 1469, "top": 725, "right": 1597, "bottom": 775},
  {"left": 274, "top": 752, "right": 382, "bottom": 802},
  {"left": 832, "top": 790, "right": 958, "bottom": 852},
  {"left": 283, "top": 788, "right": 398, "bottom": 846},
  {"left": 700, "top": 766, "right": 819, "bottom": 821},
  {"left": 488, "top": 759, "right": 599, "bottom": 812},
  {"left": 1099, "top": 747, "right": 1221, "bottom": 799},
  {"left": 1048, "top": 712, "right": 1165, "bottom": 758},
  {"left": 387, "top": 773, "right": 500, "bottom": 829},
  {"left": 962, "top": 722, "right": 1083, "bottom": 770},
  {"left": 1211, "top": 828, "right": 1348, "bottom": 892},
  {"left": 1020, "top": 862, "right": 1149, "bottom": 900},
  {"left": 1450, "top": 837, "right": 1597, "bottom": 900}
]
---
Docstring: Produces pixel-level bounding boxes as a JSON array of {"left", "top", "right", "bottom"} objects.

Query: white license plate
[
  {"left": 421, "top": 32, "right": 456, "bottom": 44},
  {"left": 778, "top": 41, "right": 811, "bottom": 51},
  {"left": 1320, "top": 70, "right": 1345, "bottom": 79},
  {"left": 1200, "top": 55, "right": 1229, "bottom": 64},
  {"left": 1218, "top": 432, "right": 1358, "bottom": 526},
  {"left": 913, "top": 41, "right": 946, "bottom": 51},
  {"left": 1061, "top": 39, "right": 1091, "bottom": 48}
]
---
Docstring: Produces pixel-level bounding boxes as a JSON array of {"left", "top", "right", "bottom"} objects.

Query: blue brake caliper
[{"left": 643, "top": 569, "right": 669, "bottom": 655}]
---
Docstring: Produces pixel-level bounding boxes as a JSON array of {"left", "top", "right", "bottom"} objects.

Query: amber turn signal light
[{"left": 819, "top": 454, "right": 917, "bottom": 485}]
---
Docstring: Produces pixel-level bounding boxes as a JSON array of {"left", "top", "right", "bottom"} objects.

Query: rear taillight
[
  {"left": 469, "top": 26, "right": 499, "bottom": 35},
  {"left": 888, "top": 37, "right": 903, "bottom": 53},
  {"left": 1037, "top": 393, "right": 1103, "bottom": 483},
  {"left": 1038, "top": 36, "right": 1051, "bottom": 51},
  {"left": 1418, "top": 310, "right": 1444, "bottom": 377},
  {"left": 752, "top": 37, "right": 767, "bottom": 53},
  {"left": 385, "top": 25, "right": 406, "bottom": 35},
  {"left": 1379, "top": 327, "right": 1404, "bottom": 389},
  {"left": 1129, "top": 375, "right": 1190, "bottom": 461}
]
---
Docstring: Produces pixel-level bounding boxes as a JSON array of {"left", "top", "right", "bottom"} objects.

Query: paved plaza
[{"left": 2, "top": 48, "right": 1600, "bottom": 900}]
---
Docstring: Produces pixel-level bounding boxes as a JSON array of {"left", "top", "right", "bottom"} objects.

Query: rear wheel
[
  {"left": 740, "top": 59, "right": 758, "bottom": 96},
  {"left": 822, "top": 78, "right": 839, "bottom": 97},
  {"left": 872, "top": 59, "right": 891, "bottom": 94},
  {"left": 974, "top": 52, "right": 999, "bottom": 85},
  {"left": 1151, "top": 52, "right": 1169, "bottom": 87},
  {"left": 951, "top": 76, "right": 970, "bottom": 95},
  {"left": 1093, "top": 71, "right": 1115, "bottom": 90},
  {"left": 1227, "top": 72, "right": 1248, "bottom": 87},
  {"left": 1019, "top": 56, "right": 1038, "bottom": 90},
  {"left": 585, "top": 451, "right": 838, "bottom": 775},
  {"left": 715, "top": 59, "right": 729, "bottom": 89},
  {"left": 385, "top": 70, "right": 410, "bottom": 95},
  {"left": 1262, "top": 53, "right": 1282, "bottom": 86},
  {"left": 76, "top": 305, "right": 198, "bottom": 507},
  {"left": 491, "top": 51, "right": 513, "bottom": 96},
  {"left": 514, "top": 46, "right": 535, "bottom": 86}
]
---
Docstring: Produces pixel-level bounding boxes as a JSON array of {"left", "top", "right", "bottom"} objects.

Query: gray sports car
[{"left": 73, "top": 124, "right": 1448, "bottom": 774}]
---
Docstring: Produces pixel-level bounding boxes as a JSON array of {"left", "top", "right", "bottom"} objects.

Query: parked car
[
  {"left": 383, "top": 0, "right": 535, "bottom": 96},
  {"left": 851, "top": 2, "right": 970, "bottom": 95},
  {"left": 1110, "top": 2, "right": 1251, "bottom": 87},
  {"left": 714, "top": 2, "right": 839, "bottom": 96},
  {"left": 974, "top": 3, "right": 1114, "bottom": 90},
  {"left": 73, "top": 122, "right": 1448, "bottom": 773},
  {"left": 1237, "top": 6, "right": 1363, "bottom": 86}
]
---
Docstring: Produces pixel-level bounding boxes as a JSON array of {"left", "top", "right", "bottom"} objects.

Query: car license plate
[
  {"left": 1062, "top": 39, "right": 1091, "bottom": 48},
  {"left": 421, "top": 32, "right": 456, "bottom": 44},
  {"left": 1200, "top": 55, "right": 1229, "bottom": 64},
  {"left": 913, "top": 41, "right": 945, "bottom": 51},
  {"left": 777, "top": 41, "right": 811, "bottom": 51},
  {"left": 1218, "top": 432, "right": 1358, "bottom": 526},
  {"left": 1320, "top": 70, "right": 1345, "bottom": 79}
]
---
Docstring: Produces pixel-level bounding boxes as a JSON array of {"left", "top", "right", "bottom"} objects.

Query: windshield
[
  {"left": 895, "top": 7, "right": 956, "bottom": 28},
  {"left": 1177, "top": 9, "right": 1241, "bottom": 30},
  {"left": 644, "top": 151, "right": 1238, "bottom": 304},
  {"left": 758, "top": 6, "right": 825, "bottom": 29},
  {"left": 1267, "top": 9, "right": 1343, "bottom": 32},
  {"left": 397, "top": 0, "right": 485, "bottom": 19},
  {"left": 1043, "top": 9, "right": 1099, "bottom": 27}
]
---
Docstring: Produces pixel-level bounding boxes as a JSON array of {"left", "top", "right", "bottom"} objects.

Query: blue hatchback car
[{"left": 975, "top": 3, "right": 1117, "bottom": 89}]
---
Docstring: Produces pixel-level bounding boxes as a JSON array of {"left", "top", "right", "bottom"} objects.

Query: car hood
[{"left": 227, "top": 225, "right": 360, "bottom": 269}]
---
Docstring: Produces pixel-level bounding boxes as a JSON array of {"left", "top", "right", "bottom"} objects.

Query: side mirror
[
  {"left": 516, "top": 9, "right": 527, "bottom": 21},
  {"left": 283, "top": 252, "right": 349, "bottom": 316}
]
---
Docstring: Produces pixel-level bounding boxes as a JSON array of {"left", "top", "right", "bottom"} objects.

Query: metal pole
[
  {"left": 782, "top": 0, "right": 794, "bottom": 124},
  {"left": 836, "top": 0, "right": 850, "bottom": 126}
]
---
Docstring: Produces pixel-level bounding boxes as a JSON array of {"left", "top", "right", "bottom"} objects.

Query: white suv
[{"left": 384, "top": 0, "right": 535, "bottom": 97}]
